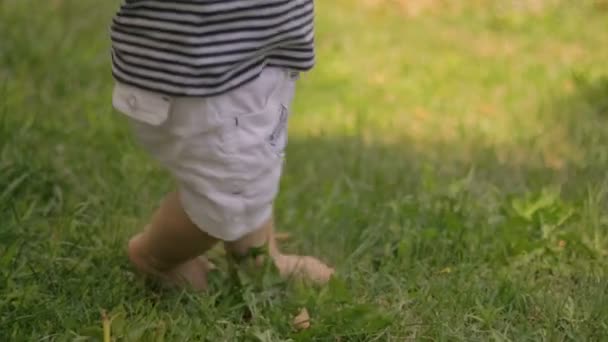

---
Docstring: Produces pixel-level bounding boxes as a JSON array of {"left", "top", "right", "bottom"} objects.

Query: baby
[{"left": 110, "top": 0, "right": 333, "bottom": 290}]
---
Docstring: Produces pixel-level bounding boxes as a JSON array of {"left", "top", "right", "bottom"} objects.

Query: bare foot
[
  {"left": 128, "top": 234, "right": 213, "bottom": 291},
  {"left": 273, "top": 253, "right": 335, "bottom": 285},
  {"left": 228, "top": 250, "right": 334, "bottom": 285}
]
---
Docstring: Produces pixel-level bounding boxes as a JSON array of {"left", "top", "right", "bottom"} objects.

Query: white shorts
[{"left": 112, "top": 68, "right": 297, "bottom": 241}]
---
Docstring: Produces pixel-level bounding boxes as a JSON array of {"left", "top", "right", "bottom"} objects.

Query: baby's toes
[{"left": 275, "top": 254, "right": 334, "bottom": 285}]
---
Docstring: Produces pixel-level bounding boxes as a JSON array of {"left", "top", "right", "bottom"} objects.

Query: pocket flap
[{"left": 112, "top": 83, "right": 171, "bottom": 126}]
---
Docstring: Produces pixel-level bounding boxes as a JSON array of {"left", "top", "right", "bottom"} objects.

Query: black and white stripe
[{"left": 111, "top": 0, "right": 315, "bottom": 96}]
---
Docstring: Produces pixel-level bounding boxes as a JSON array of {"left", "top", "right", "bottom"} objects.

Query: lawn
[{"left": 1, "top": 0, "right": 608, "bottom": 340}]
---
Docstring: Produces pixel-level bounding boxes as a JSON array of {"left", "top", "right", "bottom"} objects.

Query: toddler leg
[{"left": 128, "top": 191, "right": 218, "bottom": 291}]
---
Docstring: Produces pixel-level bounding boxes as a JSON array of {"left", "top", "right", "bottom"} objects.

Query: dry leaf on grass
[
  {"left": 101, "top": 310, "right": 111, "bottom": 342},
  {"left": 293, "top": 308, "right": 311, "bottom": 330}
]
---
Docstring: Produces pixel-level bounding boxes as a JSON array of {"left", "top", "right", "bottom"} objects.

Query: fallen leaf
[
  {"left": 439, "top": 267, "right": 452, "bottom": 274},
  {"left": 101, "top": 310, "right": 111, "bottom": 342},
  {"left": 293, "top": 308, "right": 311, "bottom": 330}
]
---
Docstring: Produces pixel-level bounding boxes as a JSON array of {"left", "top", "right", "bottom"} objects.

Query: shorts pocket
[
  {"left": 234, "top": 108, "right": 284, "bottom": 167},
  {"left": 112, "top": 82, "right": 171, "bottom": 126},
  {"left": 267, "top": 104, "right": 289, "bottom": 158}
]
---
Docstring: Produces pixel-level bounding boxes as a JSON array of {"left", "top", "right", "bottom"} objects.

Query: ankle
[{"left": 228, "top": 243, "right": 272, "bottom": 267}]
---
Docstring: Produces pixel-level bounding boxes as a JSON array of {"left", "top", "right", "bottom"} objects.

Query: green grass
[{"left": 2, "top": 0, "right": 608, "bottom": 340}]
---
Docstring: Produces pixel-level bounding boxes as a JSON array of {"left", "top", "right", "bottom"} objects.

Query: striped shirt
[{"left": 110, "top": 0, "right": 315, "bottom": 97}]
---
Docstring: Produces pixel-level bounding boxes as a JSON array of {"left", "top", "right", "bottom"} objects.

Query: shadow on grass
[
  {"left": 1, "top": 73, "right": 608, "bottom": 340},
  {"left": 280, "top": 71, "right": 608, "bottom": 280}
]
